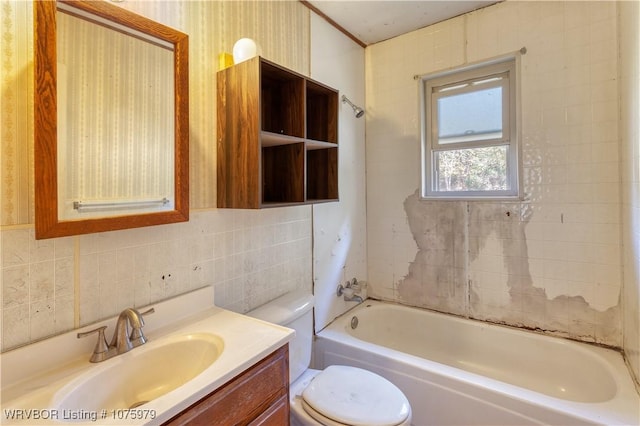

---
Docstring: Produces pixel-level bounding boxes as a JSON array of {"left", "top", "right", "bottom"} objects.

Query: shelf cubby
[
  {"left": 262, "top": 143, "right": 305, "bottom": 204},
  {"left": 260, "top": 61, "right": 305, "bottom": 138},
  {"left": 306, "top": 80, "right": 338, "bottom": 144},
  {"left": 217, "top": 57, "right": 339, "bottom": 208},
  {"left": 307, "top": 146, "right": 338, "bottom": 201}
]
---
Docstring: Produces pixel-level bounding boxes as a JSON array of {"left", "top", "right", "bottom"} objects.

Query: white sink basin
[
  {"left": 1, "top": 289, "right": 294, "bottom": 426},
  {"left": 52, "top": 332, "right": 223, "bottom": 417}
]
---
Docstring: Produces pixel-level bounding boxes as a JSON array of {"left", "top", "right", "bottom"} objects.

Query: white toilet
[{"left": 247, "top": 290, "right": 412, "bottom": 426}]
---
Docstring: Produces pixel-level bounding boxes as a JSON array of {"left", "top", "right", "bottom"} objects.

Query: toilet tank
[{"left": 246, "top": 289, "right": 314, "bottom": 384}]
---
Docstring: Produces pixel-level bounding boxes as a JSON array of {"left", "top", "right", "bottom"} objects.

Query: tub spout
[
  {"left": 337, "top": 278, "right": 364, "bottom": 303},
  {"left": 344, "top": 293, "right": 363, "bottom": 303}
]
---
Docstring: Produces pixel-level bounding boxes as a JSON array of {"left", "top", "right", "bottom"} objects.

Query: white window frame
[{"left": 420, "top": 56, "right": 520, "bottom": 200}]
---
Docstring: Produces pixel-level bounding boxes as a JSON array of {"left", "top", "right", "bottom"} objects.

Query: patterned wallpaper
[
  {"left": 0, "top": 0, "right": 312, "bottom": 351},
  {"left": 1, "top": 0, "right": 310, "bottom": 226},
  {"left": 57, "top": 10, "right": 175, "bottom": 220},
  {"left": 1, "top": 0, "right": 34, "bottom": 225}
]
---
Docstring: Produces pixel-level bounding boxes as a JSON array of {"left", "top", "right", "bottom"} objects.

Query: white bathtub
[{"left": 313, "top": 300, "right": 640, "bottom": 426}]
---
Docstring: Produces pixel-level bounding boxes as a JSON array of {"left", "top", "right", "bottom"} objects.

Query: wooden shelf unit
[{"left": 217, "top": 56, "right": 338, "bottom": 209}]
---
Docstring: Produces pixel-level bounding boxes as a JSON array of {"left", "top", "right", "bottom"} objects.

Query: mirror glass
[
  {"left": 35, "top": 0, "right": 189, "bottom": 239},
  {"left": 57, "top": 6, "right": 175, "bottom": 220}
]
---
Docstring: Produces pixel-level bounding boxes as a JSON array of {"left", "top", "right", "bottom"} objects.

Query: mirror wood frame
[{"left": 34, "top": 0, "right": 189, "bottom": 239}]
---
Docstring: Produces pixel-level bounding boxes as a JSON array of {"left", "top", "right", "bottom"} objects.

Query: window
[{"left": 421, "top": 58, "right": 519, "bottom": 199}]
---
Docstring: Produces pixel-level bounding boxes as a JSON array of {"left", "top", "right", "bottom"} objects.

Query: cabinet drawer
[
  {"left": 164, "top": 345, "right": 289, "bottom": 426},
  {"left": 249, "top": 394, "right": 289, "bottom": 426}
]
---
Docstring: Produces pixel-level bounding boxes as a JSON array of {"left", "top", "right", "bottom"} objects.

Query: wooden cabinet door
[{"left": 163, "top": 345, "right": 289, "bottom": 426}]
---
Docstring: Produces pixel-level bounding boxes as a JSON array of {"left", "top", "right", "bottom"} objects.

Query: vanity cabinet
[
  {"left": 217, "top": 56, "right": 338, "bottom": 208},
  {"left": 163, "top": 345, "right": 289, "bottom": 426}
]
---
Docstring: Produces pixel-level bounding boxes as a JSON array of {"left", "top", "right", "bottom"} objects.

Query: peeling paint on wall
[{"left": 398, "top": 190, "right": 621, "bottom": 347}]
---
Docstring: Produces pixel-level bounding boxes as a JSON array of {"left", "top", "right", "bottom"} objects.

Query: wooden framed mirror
[{"left": 34, "top": 0, "right": 189, "bottom": 239}]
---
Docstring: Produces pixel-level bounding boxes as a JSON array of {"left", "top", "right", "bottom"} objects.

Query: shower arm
[{"left": 341, "top": 95, "right": 365, "bottom": 118}]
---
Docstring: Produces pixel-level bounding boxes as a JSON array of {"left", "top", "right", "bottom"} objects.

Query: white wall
[
  {"left": 310, "top": 13, "right": 367, "bottom": 332},
  {"left": 619, "top": 0, "right": 640, "bottom": 386},
  {"left": 365, "top": 1, "right": 622, "bottom": 347}
]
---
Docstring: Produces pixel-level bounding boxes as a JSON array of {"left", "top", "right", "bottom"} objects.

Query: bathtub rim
[{"left": 316, "top": 299, "right": 640, "bottom": 426}]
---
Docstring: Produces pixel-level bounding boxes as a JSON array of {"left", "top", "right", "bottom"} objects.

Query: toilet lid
[{"left": 302, "top": 365, "right": 410, "bottom": 426}]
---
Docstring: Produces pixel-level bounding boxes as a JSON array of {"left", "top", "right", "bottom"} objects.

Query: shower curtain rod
[{"left": 412, "top": 46, "right": 527, "bottom": 81}]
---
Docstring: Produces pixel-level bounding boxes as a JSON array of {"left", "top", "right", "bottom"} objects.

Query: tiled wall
[
  {"left": 1, "top": 208, "right": 312, "bottom": 351},
  {"left": 1, "top": 229, "right": 76, "bottom": 347},
  {"left": 0, "top": 0, "right": 313, "bottom": 351},
  {"left": 310, "top": 13, "right": 367, "bottom": 332},
  {"left": 365, "top": 1, "right": 622, "bottom": 347},
  {"left": 620, "top": 0, "right": 640, "bottom": 385}
]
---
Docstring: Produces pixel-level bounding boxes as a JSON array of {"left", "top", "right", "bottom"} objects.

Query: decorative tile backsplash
[
  {"left": 1, "top": 208, "right": 312, "bottom": 351},
  {"left": 1, "top": 229, "right": 76, "bottom": 349}
]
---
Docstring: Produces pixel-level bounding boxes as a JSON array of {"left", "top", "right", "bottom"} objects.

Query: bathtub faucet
[{"left": 337, "top": 278, "right": 364, "bottom": 303}]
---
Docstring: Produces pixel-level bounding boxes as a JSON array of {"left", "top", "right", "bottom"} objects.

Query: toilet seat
[
  {"left": 301, "top": 365, "right": 411, "bottom": 426},
  {"left": 301, "top": 399, "right": 354, "bottom": 426}
]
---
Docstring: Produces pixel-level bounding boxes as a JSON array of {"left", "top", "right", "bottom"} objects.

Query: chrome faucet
[
  {"left": 110, "top": 308, "right": 147, "bottom": 354},
  {"left": 337, "top": 278, "right": 364, "bottom": 303},
  {"left": 78, "top": 307, "right": 154, "bottom": 363}
]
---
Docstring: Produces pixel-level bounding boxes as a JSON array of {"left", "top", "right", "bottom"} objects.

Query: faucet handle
[
  {"left": 77, "top": 326, "right": 112, "bottom": 363},
  {"left": 140, "top": 307, "right": 155, "bottom": 317},
  {"left": 136, "top": 307, "right": 155, "bottom": 327},
  {"left": 349, "top": 278, "right": 361, "bottom": 291},
  {"left": 129, "top": 307, "right": 155, "bottom": 347}
]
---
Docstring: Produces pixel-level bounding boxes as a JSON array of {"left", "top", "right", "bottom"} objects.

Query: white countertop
[{"left": 0, "top": 287, "right": 294, "bottom": 425}]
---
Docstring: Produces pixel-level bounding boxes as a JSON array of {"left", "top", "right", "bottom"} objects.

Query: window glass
[
  {"left": 421, "top": 58, "right": 518, "bottom": 199},
  {"left": 435, "top": 146, "right": 508, "bottom": 192},
  {"left": 437, "top": 86, "right": 503, "bottom": 144}
]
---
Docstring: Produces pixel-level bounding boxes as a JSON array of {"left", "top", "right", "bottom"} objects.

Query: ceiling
[{"left": 305, "top": 0, "right": 500, "bottom": 46}]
